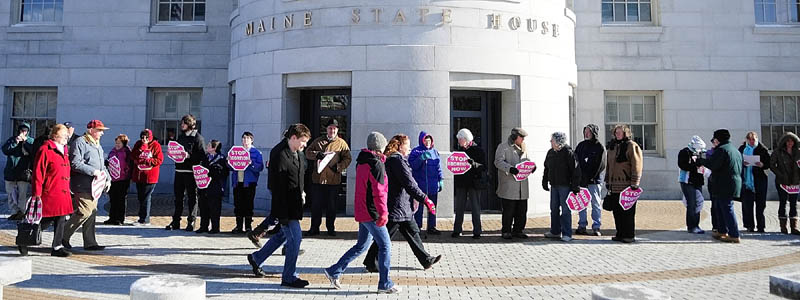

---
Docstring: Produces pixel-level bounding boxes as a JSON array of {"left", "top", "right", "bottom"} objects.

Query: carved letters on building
[{"left": 244, "top": 8, "right": 560, "bottom": 38}]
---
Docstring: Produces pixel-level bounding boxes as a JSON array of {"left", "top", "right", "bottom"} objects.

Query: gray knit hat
[
  {"left": 367, "top": 132, "right": 388, "bottom": 152},
  {"left": 552, "top": 132, "right": 567, "bottom": 147}
]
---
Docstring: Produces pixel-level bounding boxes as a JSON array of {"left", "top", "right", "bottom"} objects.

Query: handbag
[
  {"left": 16, "top": 197, "right": 42, "bottom": 246},
  {"left": 602, "top": 189, "right": 615, "bottom": 211}
]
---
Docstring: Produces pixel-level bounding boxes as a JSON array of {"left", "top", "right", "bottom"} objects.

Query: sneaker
[
  {"left": 561, "top": 236, "right": 573, "bottom": 242},
  {"left": 135, "top": 220, "right": 150, "bottom": 226},
  {"left": 51, "top": 248, "right": 71, "bottom": 257},
  {"left": 84, "top": 245, "right": 106, "bottom": 251},
  {"left": 574, "top": 228, "right": 589, "bottom": 235},
  {"left": 591, "top": 229, "right": 602, "bottom": 236},
  {"left": 323, "top": 269, "right": 341, "bottom": 289},
  {"left": 543, "top": 232, "right": 560, "bottom": 239},
  {"left": 424, "top": 255, "right": 442, "bottom": 270},
  {"left": 281, "top": 279, "right": 310, "bottom": 288},
  {"left": 247, "top": 254, "right": 268, "bottom": 277},
  {"left": 512, "top": 233, "right": 528, "bottom": 239},
  {"left": 247, "top": 231, "right": 263, "bottom": 248},
  {"left": 451, "top": 232, "right": 461, "bottom": 238},
  {"left": 502, "top": 233, "right": 512, "bottom": 239},
  {"left": 378, "top": 285, "right": 401, "bottom": 294},
  {"left": 691, "top": 228, "right": 705, "bottom": 234},
  {"left": 427, "top": 228, "right": 441, "bottom": 235}
]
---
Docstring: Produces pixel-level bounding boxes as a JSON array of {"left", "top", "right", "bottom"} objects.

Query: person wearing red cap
[{"left": 63, "top": 120, "right": 111, "bottom": 251}]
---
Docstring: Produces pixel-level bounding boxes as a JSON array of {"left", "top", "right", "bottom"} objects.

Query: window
[
  {"left": 755, "top": 0, "right": 800, "bottom": 24},
  {"left": 157, "top": 0, "right": 205, "bottom": 23},
  {"left": 16, "top": 0, "right": 63, "bottom": 24},
  {"left": 602, "top": 0, "right": 652, "bottom": 24},
  {"left": 605, "top": 92, "right": 659, "bottom": 152},
  {"left": 149, "top": 89, "right": 202, "bottom": 145},
  {"left": 10, "top": 89, "right": 57, "bottom": 139},
  {"left": 760, "top": 93, "right": 800, "bottom": 150}
]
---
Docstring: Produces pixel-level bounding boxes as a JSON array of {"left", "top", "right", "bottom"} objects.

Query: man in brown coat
[{"left": 304, "top": 119, "right": 352, "bottom": 236}]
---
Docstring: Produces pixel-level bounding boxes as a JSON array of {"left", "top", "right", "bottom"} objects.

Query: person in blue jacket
[
  {"left": 408, "top": 131, "right": 444, "bottom": 235},
  {"left": 231, "top": 131, "right": 265, "bottom": 233}
]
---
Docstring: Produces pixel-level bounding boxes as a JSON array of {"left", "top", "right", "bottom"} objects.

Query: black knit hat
[{"left": 713, "top": 129, "right": 731, "bottom": 143}]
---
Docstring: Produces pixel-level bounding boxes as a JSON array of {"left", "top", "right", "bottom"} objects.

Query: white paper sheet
[
  {"left": 317, "top": 152, "right": 335, "bottom": 174},
  {"left": 743, "top": 155, "right": 760, "bottom": 166}
]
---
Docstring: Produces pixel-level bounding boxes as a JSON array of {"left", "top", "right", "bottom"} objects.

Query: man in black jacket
[
  {"left": 574, "top": 124, "right": 606, "bottom": 236},
  {"left": 247, "top": 124, "right": 311, "bottom": 288},
  {"left": 542, "top": 132, "right": 582, "bottom": 242},
  {"left": 3, "top": 122, "right": 34, "bottom": 220},
  {"left": 166, "top": 114, "right": 207, "bottom": 231}
]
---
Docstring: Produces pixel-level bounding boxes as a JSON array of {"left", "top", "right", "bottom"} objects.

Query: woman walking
[
  {"left": 738, "top": 132, "right": 770, "bottom": 233},
  {"left": 131, "top": 129, "right": 163, "bottom": 225},
  {"left": 19, "top": 124, "right": 74, "bottom": 257},
  {"left": 105, "top": 134, "right": 133, "bottom": 225},
  {"left": 770, "top": 132, "right": 800, "bottom": 235},
  {"left": 606, "top": 124, "right": 643, "bottom": 243},
  {"left": 362, "top": 134, "right": 442, "bottom": 272},
  {"left": 678, "top": 136, "right": 707, "bottom": 234}
]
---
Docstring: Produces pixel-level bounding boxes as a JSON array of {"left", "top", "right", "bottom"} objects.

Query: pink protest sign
[
  {"left": 166, "top": 141, "right": 187, "bottom": 163},
  {"left": 108, "top": 156, "right": 121, "bottom": 180},
  {"left": 514, "top": 161, "right": 536, "bottom": 181},
  {"left": 91, "top": 171, "right": 107, "bottom": 201},
  {"left": 781, "top": 184, "right": 800, "bottom": 194},
  {"left": 137, "top": 149, "right": 152, "bottom": 171},
  {"left": 446, "top": 152, "right": 472, "bottom": 175},
  {"left": 193, "top": 165, "right": 211, "bottom": 189},
  {"left": 619, "top": 186, "right": 643, "bottom": 211},
  {"left": 227, "top": 146, "right": 251, "bottom": 171},
  {"left": 567, "top": 188, "right": 592, "bottom": 212}
]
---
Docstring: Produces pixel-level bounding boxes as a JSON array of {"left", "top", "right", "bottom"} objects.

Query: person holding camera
[
  {"left": 3, "top": 122, "right": 34, "bottom": 221},
  {"left": 452, "top": 128, "right": 486, "bottom": 239}
]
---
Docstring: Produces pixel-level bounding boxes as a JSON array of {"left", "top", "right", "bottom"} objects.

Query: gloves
[
  {"left": 437, "top": 180, "right": 443, "bottom": 192},
  {"left": 424, "top": 197, "right": 436, "bottom": 214},
  {"left": 421, "top": 151, "right": 432, "bottom": 160},
  {"left": 630, "top": 185, "right": 639, "bottom": 190},
  {"left": 315, "top": 152, "right": 326, "bottom": 160},
  {"left": 509, "top": 167, "right": 519, "bottom": 175},
  {"left": 376, "top": 214, "right": 388, "bottom": 227},
  {"left": 542, "top": 182, "right": 550, "bottom": 191},
  {"left": 571, "top": 187, "right": 580, "bottom": 194},
  {"left": 279, "top": 218, "right": 289, "bottom": 225}
]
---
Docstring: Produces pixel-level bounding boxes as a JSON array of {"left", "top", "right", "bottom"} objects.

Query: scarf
[{"left": 743, "top": 142, "right": 756, "bottom": 191}]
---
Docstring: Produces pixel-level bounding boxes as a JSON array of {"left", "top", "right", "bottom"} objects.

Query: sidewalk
[{"left": 0, "top": 195, "right": 797, "bottom": 299}]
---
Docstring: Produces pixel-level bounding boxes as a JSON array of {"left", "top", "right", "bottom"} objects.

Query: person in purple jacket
[
  {"left": 407, "top": 131, "right": 444, "bottom": 235},
  {"left": 104, "top": 134, "right": 133, "bottom": 225}
]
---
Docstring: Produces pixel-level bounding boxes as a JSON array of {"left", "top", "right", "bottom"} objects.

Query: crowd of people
[{"left": 7, "top": 112, "right": 800, "bottom": 293}]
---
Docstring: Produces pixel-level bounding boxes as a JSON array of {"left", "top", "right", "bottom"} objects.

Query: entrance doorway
[
  {"left": 450, "top": 90, "right": 502, "bottom": 211},
  {"left": 300, "top": 89, "right": 351, "bottom": 215}
]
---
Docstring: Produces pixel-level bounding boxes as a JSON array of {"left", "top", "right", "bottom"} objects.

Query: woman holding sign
[
  {"left": 452, "top": 128, "right": 486, "bottom": 239},
  {"left": 494, "top": 127, "right": 533, "bottom": 240},
  {"left": 197, "top": 140, "right": 229, "bottom": 234},
  {"left": 542, "top": 132, "right": 582, "bottom": 242},
  {"left": 231, "top": 132, "right": 264, "bottom": 234},
  {"left": 104, "top": 134, "right": 133, "bottom": 225},
  {"left": 605, "top": 124, "right": 643, "bottom": 243},
  {"left": 131, "top": 129, "right": 163, "bottom": 225},
  {"left": 769, "top": 132, "right": 800, "bottom": 235}
]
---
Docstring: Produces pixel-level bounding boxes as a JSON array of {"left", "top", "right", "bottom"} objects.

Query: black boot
[
  {"left": 245, "top": 217, "right": 253, "bottom": 232},
  {"left": 231, "top": 217, "right": 244, "bottom": 234}
]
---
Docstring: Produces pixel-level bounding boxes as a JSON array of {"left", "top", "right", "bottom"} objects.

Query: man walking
[
  {"left": 166, "top": 114, "right": 206, "bottom": 231},
  {"left": 247, "top": 124, "right": 311, "bottom": 288},
  {"left": 63, "top": 120, "right": 110, "bottom": 251},
  {"left": 304, "top": 119, "right": 351, "bottom": 236},
  {"left": 3, "top": 122, "right": 34, "bottom": 220}
]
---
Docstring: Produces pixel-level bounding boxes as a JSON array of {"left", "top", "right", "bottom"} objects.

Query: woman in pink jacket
[
  {"left": 105, "top": 134, "right": 133, "bottom": 225},
  {"left": 323, "top": 132, "right": 399, "bottom": 294}
]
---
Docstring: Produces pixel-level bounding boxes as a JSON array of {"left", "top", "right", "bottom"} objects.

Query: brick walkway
[{"left": 1, "top": 195, "right": 798, "bottom": 299}]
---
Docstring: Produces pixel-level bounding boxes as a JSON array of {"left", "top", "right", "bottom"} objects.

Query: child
[{"left": 197, "top": 140, "right": 229, "bottom": 233}]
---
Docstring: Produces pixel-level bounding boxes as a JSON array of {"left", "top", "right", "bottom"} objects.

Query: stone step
[
  {"left": 770, "top": 272, "right": 800, "bottom": 299},
  {"left": 592, "top": 284, "right": 671, "bottom": 300},
  {"left": 130, "top": 275, "right": 205, "bottom": 300}
]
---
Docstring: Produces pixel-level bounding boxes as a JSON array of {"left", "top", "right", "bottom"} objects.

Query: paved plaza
[{"left": 1, "top": 195, "right": 798, "bottom": 299}]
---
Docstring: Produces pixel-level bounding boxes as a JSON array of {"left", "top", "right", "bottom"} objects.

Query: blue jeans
[
  {"left": 680, "top": 183, "right": 703, "bottom": 232},
  {"left": 713, "top": 197, "right": 740, "bottom": 238},
  {"left": 136, "top": 183, "right": 156, "bottom": 223},
  {"left": 549, "top": 185, "right": 572, "bottom": 238},
  {"left": 251, "top": 220, "right": 302, "bottom": 283},
  {"left": 578, "top": 183, "right": 602, "bottom": 230},
  {"left": 414, "top": 193, "right": 437, "bottom": 230},
  {"left": 326, "top": 221, "right": 393, "bottom": 290}
]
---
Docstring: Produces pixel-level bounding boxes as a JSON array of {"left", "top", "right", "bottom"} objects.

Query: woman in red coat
[
  {"left": 130, "top": 129, "right": 163, "bottom": 225},
  {"left": 20, "top": 124, "right": 73, "bottom": 257}
]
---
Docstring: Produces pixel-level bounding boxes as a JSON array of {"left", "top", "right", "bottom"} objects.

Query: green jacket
[{"left": 704, "top": 141, "right": 743, "bottom": 199}]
